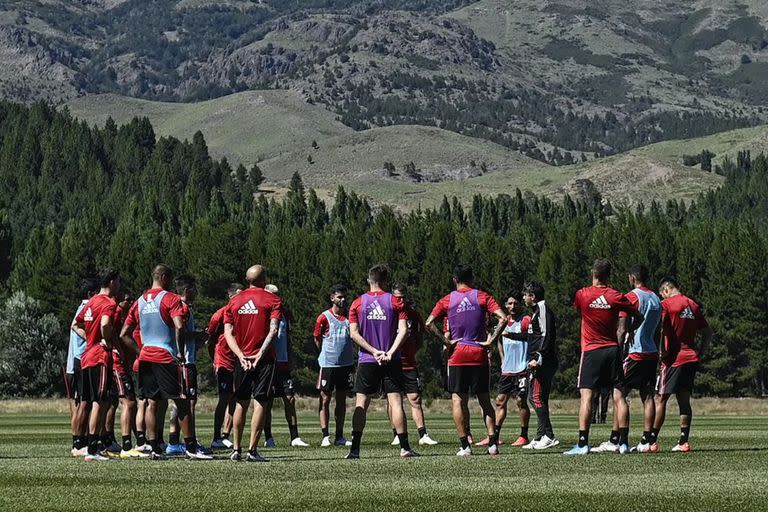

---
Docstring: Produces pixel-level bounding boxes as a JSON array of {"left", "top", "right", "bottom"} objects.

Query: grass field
[{"left": 1, "top": 399, "right": 767, "bottom": 511}]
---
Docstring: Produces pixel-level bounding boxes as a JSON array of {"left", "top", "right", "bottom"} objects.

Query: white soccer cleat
[
  {"left": 522, "top": 439, "right": 538, "bottom": 449},
  {"left": 488, "top": 444, "right": 499, "bottom": 456},
  {"left": 563, "top": 444, "right": 590, "bottom": 456},
  {"left": 592, "top": 441, "right": 619, "bottom": 453},
  {"left": 533, "top": 435, "right": 559, "bottom": 450},
  {"left": 400, "top": 448, "right": 419, "bottom": 458},
  {"left": 71, "top": 447, "right": 87, "bottom": 457},
  {"left": 321, "top": 436, "right": 332, "bottom": 447},
  {"left": 418, "top": 434, "right": 438, "bottom": 446},
  {"left": 456, "top": 447, "right": 473, "bottom": 457},
  {"left": 186, "top": 449, "right": 214, "bottom": 460},
  {"left": 84, "top": 452, "right": 110, "bottom": 462},
  {"left": 291, "top": 437, "right": 310, "bottom": 447},
  {"left": 230, "top": 450, "right": 242, "bottom": 462},
  {"left": 391, "top": 436, "right": 400, "bottom": 446},
  {"left": 635, "top": 442, "right": 651, "bottom": 453},
  {"left": 221, "top": 438, "right": 234, "bottom": 449},
  {"left": 136, "top": 444, "right": 152, "bottom": 453},
  {"left": 618, "top": 443, "right": 629, "bottom": 455}
]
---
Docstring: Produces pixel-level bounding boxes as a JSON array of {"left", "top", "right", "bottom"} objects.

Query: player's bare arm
[
  {"left": 119, "top": 322, "right": 140, "bottom": 356},
  {"left": 480, "top": 310, "right": 508, "bottom": 347},
  {"left": 99, "top": 314, "right": 114, "bottom": 350},
  {"left": 71, "top": 318, "right": 86, "bottom": 340},
  {"left": 173, "top": 315, "right": 186, "bottom": 364},
  {"left": 425, "top": 315, "right": 458, "bottom": 346},
  {"left": 224, "top": 323, "right": 249, "bottom": 370},
  {"left": 385, "top": 318, "right": 409, "bottom": 361},
  {"left": 350, "top": 322, "right": 384, "bottom": 360},
  {"left": 253, "top": 318, "right": 279, "bottom": 367}
]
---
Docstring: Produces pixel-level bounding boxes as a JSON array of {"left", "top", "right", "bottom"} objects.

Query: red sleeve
[
  {"left": 180, "top": 303, "right": 190, "bottom": 323},
  {"left": 102, "top": 301, "right": 116, "bottom": 322},
  {"left": 124, "top": 302, "right": 139, "bottom": 327},
  {"left": 314, "top": 313, "right": 329, "bottom": 337},
  {"left": 208, "top": 309, "right": 223, "bottom": 335},
  {"left": 164, "top": 293, "right": 184, "bottom": 319},
  {"left": 520, "top": 315, "right": 531, "bottom": 332},
  {"left": 75, "top": 305, "right": 86, "bottom": 324},
  {"left": 223, "top": 301, "right": 234, "bottom": 325},
  {"left": 430, "top": 295, "right": 450, "bottom": 319},
  {"left": 613, "top": 292, "right": 636, "bottom": 315},
  {"left": 392, "top": 295, "right": 408, "bottom": 320},
  {"left": 348, "top": 297, "right": 362, "bottom": 324},
  {"left": 478, "top": 290, "right": 502, "bottom": 315},
  {"left": 619, "top": 291, "right": 639, "bottom": 318},
  {"left": 269, "top": 297, "right": 283, "bottom": 320}
]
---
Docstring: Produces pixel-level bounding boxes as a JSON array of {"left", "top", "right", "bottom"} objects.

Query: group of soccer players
[{"left": 64, "top": 257, "right": 712, "bottom": 461}]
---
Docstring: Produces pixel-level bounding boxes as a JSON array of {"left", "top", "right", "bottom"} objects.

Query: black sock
[
  {"left": 397, "top": 433, "right": 411, "bottom": 451},
  {"left": 222, "top": 431, "right": 230, "bottom": 439},
  {"left": 74, "top": 436, "right": 86, "bottom": 449},
  {"left": 72, "top": 435, "right": 78, "bottom": 448},
  {"left": 418, "top": 427, "right": 427, "bottom": 438},
  {"left": 392, "top": 428, "right": 397, "bottom": 438},
  {"left": 641, "top": 431, "right": 651, "bottom": 444},
  {"left": 520, "top": 426, "right": 529, "bottom": 439},
  {"left": 169, "top": 432, "right": 180, "bottom": 445},
  {"left": 609, "top": 430, "right": 620, "bottom": 444},
  {"left": 150, "top": 439, "right": 161, "bottom": 454},
  {"left": 619, "top": 427, "right": 629, "bottom": 445},
  {"left": 351, "top": 431, "right": 362, "bottom": 452},
  {"left": 460, "top": 436, "right": 470, "bottom": 449},
  {"left": 650, "top": 428, "right": 660, "bottom": 443},
  {"left": 289, "top": 425, "right": 299, "bottom": 440},
  {"left": 488, "top": 434, "right": 498, "bottom": 447},
  {"left": 136, "top": 431, "right": 146, "bottom": 447},
  {"left": 264, "top": 425, "right": 273, "bottom": 439},
  {"left": 578, "top": 430, "right": 589, "bottom": 448},
  {"left": 87, "top": 434, "right": 99, "bottom": 455},
  {"left": 494, "top": 426, "right": 502, "bottom": 439},
  {"left": 184, "top": 437, "right": 197, "bottom": 453},
  {"left": 322, "top": 427, "right": 330, "bottom": 438},
  {"left": 122, "top": 435, "right": 132, "bottom": 451},
  {"left": 679, "top": 426, "right": 690, "bottom": 444}
]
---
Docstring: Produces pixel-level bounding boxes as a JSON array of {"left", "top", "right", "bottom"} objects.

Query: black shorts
[
  {"left": 402, "top": 369, "right": 423, "bottom": 394},
  {"left": 317, "top": 365, "right": 354, "bottom": 393},
  {"left": 447, "top": 365, "right": 490, "bottom": 395},
  {"left": 184, "top": 364, "right": 198, "bottom": 400},
  {"left": 355, "top": 362, "right": 405, "bottom": 395},
  {"left": 80, "top": 364, "right": 112, "bottom": 403},
  {"left": 272, "top": 366, "right": 295, "bottom": 398},
  {"left": 498, "top": 373, "right": 528, "bottom": 397},
  {"left": 657, "top": 363, "right": 697, "bottom": 395},
  {"left": 216, "top": 367, "right": 235, "bottom": 396},
  {"left": 620, "top": 358, "right": 657, "bottom": 394},
  {"left": 64, "top": 358, "right": 81, "bottom": 402},
  {"left": 112, "top": 369, "right": 136, "bottom": 400},
  {"left": 577, "top": 346, "right": 622, "bottom": 390},
  {"left": 139, "top": 361, "right": 185, "bottom": 400},
  {"left": 134, "top": 373, "right": 144, "bottom": 401},
  {"left": 234, "top": 359, "right": 275, "bottom": 401}
]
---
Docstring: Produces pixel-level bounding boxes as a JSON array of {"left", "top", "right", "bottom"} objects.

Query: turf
[{"left": 1, "top": 406, "right": 767, "bottom": 511}]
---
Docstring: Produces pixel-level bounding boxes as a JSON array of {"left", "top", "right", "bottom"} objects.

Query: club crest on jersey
[
  {"left": 680, "top": 306, "right": 696, "bottom": 320},
  {"left": 83, "top": 307, "right": 93, "bottom": 321},
  {"left": 456, "top": 297, "right": 477, "bottom": 313},
  {"left": 588, "top": 295, "right": 611, "bottom": 309},
  {"left": 238, "top": 300, "right": 259, "bottom": 315},
  {"left": 366, "top": 300, "right": 387, "bottom": 320},
  {"left": 141, "top": 301, "right": 160, "bottom": 314}
]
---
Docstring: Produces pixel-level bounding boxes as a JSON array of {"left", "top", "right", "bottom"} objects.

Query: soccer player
[
  {"left": 346, "top": 264, "right": 417, "bottom": 459},
  {"left": 66, "top": 277, "right": 98, "bottom": 456},
  {"left": 314, "top": 284, "right": 354, "bottom": 448},
  {"left": 207, "top": 283, "right": 244, "bottom": 449},
  {"left": 131, "top": 326, "right": 150, "bottom": 453},
  {"left": 388, "top": 284, "right": 438, "bottom": 447},
  {"left": 652, "top": 276, "right": 713, "bottom": 452},
  {"left": 112, "top": 289, "right": 141, "bottom": 458},
  {"left": 119, "top": 264, "right": 211, "bottom": 460},
  {"left": 485, "top": 291, "right": 532, "bottom": 447},
  {"left": 224, "top": 265, "right": 283, "bottom": 462},
  {"left": 262, "top": 284, "right": 309, "bottom": 448},
  {"left": 564, "top": 259, "right": 643, "bottom": 456},
  {"left": 71, "top": 269, "right": 121, "bottom": 461},
  {"left": 425, "top": 264, "right": 507, "bottom": 457}
]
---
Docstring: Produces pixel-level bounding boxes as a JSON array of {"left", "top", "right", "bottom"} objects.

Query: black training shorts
[
  {"left": 447, "top": 365, "right": 490, "bottom": 395},
  {"left": 354, "top": 361, "right": 405, "bottom": 395},
  {"left": 577, "top": 345, "right": 622, "bottom": 390},
  {"left": 234, "top": 359, "right": 275, "bottom": 401},
  {"left": 657, "top": 362, "right": 697, "bottom": 395},
  {"left": 138, "top": 361, "right": 185, "bottom": 400},
  {"left": 317, "top": 365, "right": 354, "bottom": 393}
]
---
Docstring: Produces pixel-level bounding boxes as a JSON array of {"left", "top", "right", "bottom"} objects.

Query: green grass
[{"left": 2, "top": 405, "right": 768, "bottom": 511}]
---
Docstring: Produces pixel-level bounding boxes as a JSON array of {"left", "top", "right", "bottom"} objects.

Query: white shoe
[
  {"left": 522, "top": 439, "right": 538, "bottom": 449},
  {"left": 488, "top": 444, "right": 499, "bottom": 456},
  {"left": 291, "top": 437, "right": 309, "bottom": 447},
  {"left": 221, "top": 438, "right": 234, "bottom": 449},
  {"left": 71, "top": 447, "right": 87, "bottom": 457},
  {"left": 618, "top": 443, "right": 629, "bottom": 455},
  {"left": 84, "top": 452, "right": 110, "bottom": 461},
  {"left": 136, "top": 444, "right": 152, "bottom": 453},
  {"left": 592, "top": 441, "right": 619, "bottom": 453},
  {"left": 391, "top": 436, "right": 400, "bottom": 446},
  {"left": 456, "top": 447, "right": 473, "bottom": 457},
  {"left": 418, "top": 434, "right": 438, "bottom": 446},
  {"left": 186, "top": 449, "right": 214, "bottom": 460},
  {"left": 635, "top": 442, "right": 651, "bottom": 453},
  {"left": 321, "top": 436, "right": 332, "bottom": 447},
  {"left": 533, "top": 435, "right": 559, "bottom": 450},
  {"left": 400, "top": 448, "right": 419, "bottom": 458}
]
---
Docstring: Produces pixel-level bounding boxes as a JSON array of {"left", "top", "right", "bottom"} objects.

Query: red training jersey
[
  {"left": 400, "top": 308, "right": 425, "bottom": 371},
  {"left": 209, "top": 305, "right": 235, "bottom": 371},
  {"left": 573, "top": 285, "right": 635, "bottom": 352},
  {"left": 661, "top": 293, "right": 708, "bottom": 367},
  {"left": 126, "top": 288, "right": 185, "bottom": 364},
  {"left": 77, "top": 293, "right": 118, "bottom": 369},
  {"left": 223, "top": 287, "right": 282, "bottom": 358}
]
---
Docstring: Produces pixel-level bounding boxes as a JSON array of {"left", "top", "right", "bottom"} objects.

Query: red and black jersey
[
  {"left": 573, "top": 286, "right": 635, "bottom": 352},
  {"left": 661, "top": 293, "right": 709, "bottom": 367}
]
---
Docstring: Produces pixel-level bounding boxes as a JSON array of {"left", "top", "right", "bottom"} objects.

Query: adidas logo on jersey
[
  {"left": 83, "top": 307, "right": 93, "bottom": 322},
  {"left": 456, "top": 297, "right": 477, "bottom": 313},
  {"left": 366, "top": 301, "right": 387, "bottom": 320},
  {"left": 680, "top": 306, "right": 696, "bottom": 320},
  {"left": 588, "top": 295, "right": 611, "bottom": 309},
  {"left": 238, "top": 300, "right": 259, "bottom": 315},
  {"left": 141, "top": 301, "right": 160, "bottom": 314}
]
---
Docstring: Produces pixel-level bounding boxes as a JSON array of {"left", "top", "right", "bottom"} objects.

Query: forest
[{"left": 0, "top": 101, "right": 766, "bottom": 398}]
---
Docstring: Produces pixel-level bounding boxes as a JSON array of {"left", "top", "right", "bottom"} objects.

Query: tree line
[{"left": 0, "top": 101, "right": 766, "bottom": 398}]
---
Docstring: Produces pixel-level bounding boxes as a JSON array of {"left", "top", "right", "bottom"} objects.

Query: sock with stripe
[
  {"left": 609, "top": 430, "right": 620, "bottom": 444},
  {"left": 397, "top": 433, "right": 411, "bottom": 451},
  {"left": 417, "top": 427, "right": 427, "bottom": 439},
  {"left": 459, "top": 436, "right": 470, "bottom": 449},
  {"left": 122, "top": 435, "right": 132, "bottom": 451},
  {"left": 578, "top": 430, "right": 589, "bottom": 448},
  {"left": 679, "top": 426, "right": 690, "bottom": 444}
]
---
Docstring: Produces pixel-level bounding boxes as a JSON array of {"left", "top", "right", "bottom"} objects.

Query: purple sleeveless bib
[
  {"left": 447, "top": 289, "right": 485, "bottom": 347},
  {"left": 358, "top": 293, "right": 398, "bottom": 364}
]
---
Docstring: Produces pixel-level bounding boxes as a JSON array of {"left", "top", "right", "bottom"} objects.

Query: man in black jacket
[{"left": 506, "top": 281, "right": 559, "bottom": 450}]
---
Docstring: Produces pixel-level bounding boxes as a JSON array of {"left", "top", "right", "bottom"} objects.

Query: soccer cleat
[
  {"left": 522, "top": 439, "right": 538, "bottom": 449},
  {"left": 400, "top": 448, "right": 419, "bottom": 458},
  {"left": 335, "top": 437, "right": 352, "bottom": 447},
  {"left": 148, "top": 451, "right": 167, "bottom": 460},
  {"left": 291, "top": 437, "right": 310, "bottom": 447},
  {"left": 563, "top": 444, "right": 590, "bottom": 456},
  {"left": 120, "top": 448, "right": 143, "bottom": 459},
  {"left": 230, "top": 450, "right": 242, "bottom": 462},
  {"left": 105, "top": 441, "right": 122, "bottom": 454},
  {"left": 321, "top": 436, "right": 332, "bottom": 447},
  {"left": 418, "top": 434, "right": 438, "bottom": 446},
  {"left": 221, "top": 438, "right": 234, "bottom": 449},
  {"left": 511, "top": 436, "right": 529, "bottom": 447},
  {"left": 488, "top": 444, "right": 499, "bottom": 456},
  {"left": 671, "top": 442, "right": 690, "bottom": 452},
  {"left": 344, "top": 450, "right": 360, "bottom": 460},
  {"left": 105, "top": 449, "right": 122, "bottom": 459},
  {"left": 211, "top": 439, "right": 229, "bottom": 450},
  {"left": 618, "top": 443, "right": 629, "bottom": 455},
  {"left": 84, "top": 452, "right": 111, "bottom": 462},
  {"left": 592, "top": 441, "right": 619, "bottom": 453},
  {"left": 71, "top": 447, "right": 87, "bottom": 457},
  {"left": 186, "top": 449, "right": 214, "bottom": 460},
  {"left": 196, "top": 443, "right": 214, "bottom": 455},
  {"left": 475, "top": 436, "right": 490, "bottom": 446},
  {"left": 165, "top": 443, "right": 185, "bottom": 455},
  {"left": 263, "top": 438, "right": 277, "bottom": 448},
  {"left": 456, "top": 447, "right": 473, "bottom": 457},
  {"left": 533, "top": 435, "right": 560, "bottom": 450},
  {"left": 247, "top": 451, "right": 269, "bottom": 463},
  {"left": 135, "top": 443, "right": 152, "bottom": 453},
  {"left": 391, "top": 436, "right": 400, "bottom": 446}
]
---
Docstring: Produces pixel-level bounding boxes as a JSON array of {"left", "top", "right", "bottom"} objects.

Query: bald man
[{"left": 224, "top": 265, "right": 283, "bottom": 462}]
